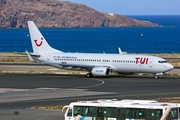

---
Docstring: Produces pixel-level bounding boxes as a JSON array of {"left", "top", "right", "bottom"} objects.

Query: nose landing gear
[{"left": 155, "top": 73, "right": 164, "bottom": 79}]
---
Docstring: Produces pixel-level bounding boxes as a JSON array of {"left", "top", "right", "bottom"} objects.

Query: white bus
[{"left": 62, "top": 99, "right": 180, "bottom": 120}]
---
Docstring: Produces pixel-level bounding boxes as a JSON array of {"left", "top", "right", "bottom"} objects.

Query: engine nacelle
[{"left": 92, "top": 67, "right": 111, "bottom": 76}]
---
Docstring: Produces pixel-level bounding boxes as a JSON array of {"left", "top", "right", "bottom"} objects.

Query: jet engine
[{"left": 92, "top": 67, "right": 111, "bottom": 76}]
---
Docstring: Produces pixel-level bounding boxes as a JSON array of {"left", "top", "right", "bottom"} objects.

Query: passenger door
[{"left": 149, "top": 59, "right": 153, "bottom": 67}]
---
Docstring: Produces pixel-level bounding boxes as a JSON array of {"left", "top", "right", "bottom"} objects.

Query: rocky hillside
[{"left": 0, "top": 0, "right": 159, "bottom": 28}]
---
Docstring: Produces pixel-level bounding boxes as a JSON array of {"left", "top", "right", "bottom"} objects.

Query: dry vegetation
[
  {"left": 150, "top": 53, "right": 180, "bottom": 66},
  {"left": 31, "top": 106, "right": 65, "bottom": 111},
  {"left": 151, "top": 53, "right": 180, "bottom": 58},
  {"left": 156, "top": 97, "right": 180, "bottom": 103},
  {"left": 0, "top": 52, "right": 29, "bottom": 62}
]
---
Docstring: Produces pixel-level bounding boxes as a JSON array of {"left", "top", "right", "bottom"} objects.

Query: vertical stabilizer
[{"left": 27, "top": 21, "right": 63, "bottom": 53}]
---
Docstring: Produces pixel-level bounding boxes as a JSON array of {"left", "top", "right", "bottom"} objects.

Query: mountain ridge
[{"left": 0, "top": 0, "right": 159, "bottom": 28}]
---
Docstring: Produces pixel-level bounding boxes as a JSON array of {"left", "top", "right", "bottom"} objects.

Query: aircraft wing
[{"left": 48, "top": 63, "right": 110, "bottom": 71}]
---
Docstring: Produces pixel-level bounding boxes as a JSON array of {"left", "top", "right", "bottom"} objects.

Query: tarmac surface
[
  {"left": 0, "top": 64, "right": 180, "bottom": 120},
  {"left": 0, "top": 109, "right": 63, "bottom": 120},
  {"left": 0, "top": 74, "right": 180, "bottom": 120}
]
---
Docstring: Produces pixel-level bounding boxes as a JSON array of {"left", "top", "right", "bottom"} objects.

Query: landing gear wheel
[
  {"left": 155, "top": 76, "right": 159, "bottom": 79},
  {"left": 86, "top": 73, "right": 93, "bottom": 78}
]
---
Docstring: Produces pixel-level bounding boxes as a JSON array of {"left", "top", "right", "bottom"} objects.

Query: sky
[{"left": 67, "top": 0, "right": 180, "bottom": 15}]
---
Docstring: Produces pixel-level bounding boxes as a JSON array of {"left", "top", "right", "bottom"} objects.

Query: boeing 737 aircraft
[{"left": 26, "top": 21, "right": 174, "bottom": 79}]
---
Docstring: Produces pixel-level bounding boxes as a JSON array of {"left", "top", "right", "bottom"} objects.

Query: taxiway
[{"left": 0, "top": 73, "right": 180, "bottom": 120}]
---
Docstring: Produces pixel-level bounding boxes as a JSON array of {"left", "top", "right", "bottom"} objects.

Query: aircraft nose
[{"left": 166, "top": 63, "right": 174, "bottom": 71}]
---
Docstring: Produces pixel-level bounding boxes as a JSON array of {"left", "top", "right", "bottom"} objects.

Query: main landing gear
[
  {"left": 155, "top": 76, "right": 159, "bottom": 79},
  {"left": 86, "top": 73, "right": 93, "bottom": 78}
]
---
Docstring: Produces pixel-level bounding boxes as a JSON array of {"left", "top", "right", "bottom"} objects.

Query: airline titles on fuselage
[
  {"left": 135, "top": 57, "right": 149, "bottom": 64},
  {"left": 53, "top": 56, "right": 77, "bottom": 59}
]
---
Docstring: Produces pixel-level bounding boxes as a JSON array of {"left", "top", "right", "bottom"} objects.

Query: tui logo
[
  {"left": 34, "top": 38, "right": 43, "bottom": 47},
  {"left": 135, "top": 57, "right": 149, "bottom": 64}
]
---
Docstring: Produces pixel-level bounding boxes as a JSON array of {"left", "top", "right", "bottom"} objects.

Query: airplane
[{"left": 26, "top": 21, "right": 174, "bottom": 79}]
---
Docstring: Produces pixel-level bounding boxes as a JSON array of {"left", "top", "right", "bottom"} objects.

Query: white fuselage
[{"left": 36, "top": 52, "right": 174, "bottom": 74}]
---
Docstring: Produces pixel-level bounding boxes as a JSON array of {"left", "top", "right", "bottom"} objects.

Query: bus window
[
  {"left": 74, "top": 106, "right": 84, "bottom": 116},
  {"left": 137, "top": 109, "right": 146, "bottom": 119},
  {"left": 97, "top": 108, "right": 104, "bottom": 120},
  {"left": 74, "top": 106, "right": 96, "bottom": 117},
  {"left": 179, "top": 108, "right": 180, "bottom": 119},
  {"left": 146, "top": 109, "right": 162, "bottom": 120},
  {"left": 156, "top": 109, "right": 162, "bottom": 119},
  {"left": 117, "top": 108, "right": 126, "bottom": 120},
  {"left": 85, "top": 106, "right": 95, "bottom": 116},
  {"left": 126, "top": 108, "right": 135, "bottom": 118},
  {"left": 125, "top": 108, "right": 146, "bottom": 119},
  {"left": 96, "top": 107, "right": 117, "bottom": 120},
  {"left": 166, "top": 108, "right": 178, "bottom": 120},
  {"left": 107, "top": 107, "right": 116, "bottom": 118}
]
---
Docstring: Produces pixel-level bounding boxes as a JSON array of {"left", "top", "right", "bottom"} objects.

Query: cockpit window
[{"left": 158, "top": 61, "right": 167, "bottom": 63}]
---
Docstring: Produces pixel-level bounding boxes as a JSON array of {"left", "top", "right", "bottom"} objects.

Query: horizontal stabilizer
[
  {"left": 30, "top": 54, "right": 41, "bottom": 57},
  {"left": 26, "top": 51, "right": 35, "bottom": 62}
]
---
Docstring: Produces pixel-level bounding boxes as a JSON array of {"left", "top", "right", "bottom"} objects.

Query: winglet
[
  {"left": 26, "top": 51, "right": 35, "bottom": 62},
  {"left": 118, "top": 47, "right": 122, "bottom": 54}
]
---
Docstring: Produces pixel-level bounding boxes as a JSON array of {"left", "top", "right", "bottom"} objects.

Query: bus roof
[{"left": 68, "top": 99, "right": 180, "bottom": 109}]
